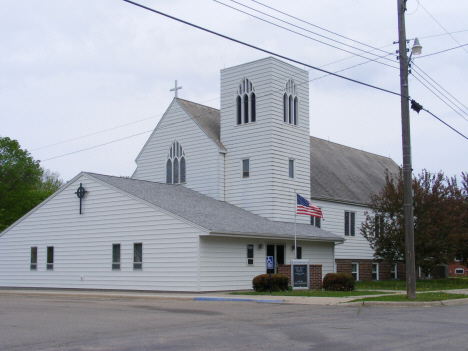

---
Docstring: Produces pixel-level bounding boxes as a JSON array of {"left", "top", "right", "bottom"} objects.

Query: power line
[
  {"left": 412, "top": 62, "right": 468, "bottom": 117},
  {"left": 217, "top": 0, "right": 397, "bottom": 66},
  {"left": 412, "top": 72, "right": 468, "bottom": 122},
  {"left": 420, "top": 3, "right": 468, "bottom": 55},
  {"left": 122, "top": 0, "right": 403, "bottom": 98},
  {"left": 421, "top": 108, "right": 468, "bottom": 141},
  {"left": 250, "top": 0, "right": 391, "bottom": 55},
  {"left": 417, "top": 43, "right": 468, "bottom": 59},
  {"left": 41, "top": 130, "right": 153, "bottom": 162},
  {"left": 418, "top": 29, "right": 468, "bottom": 40}
]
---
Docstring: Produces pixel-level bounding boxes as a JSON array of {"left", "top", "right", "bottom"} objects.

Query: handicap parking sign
[{"left": 266, "top": 256, "right": 274, "bottom": 270}]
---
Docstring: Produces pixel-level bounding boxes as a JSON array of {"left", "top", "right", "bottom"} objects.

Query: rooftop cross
[{"left": 170, "top": 80, "right": 182, "bottom": 98}]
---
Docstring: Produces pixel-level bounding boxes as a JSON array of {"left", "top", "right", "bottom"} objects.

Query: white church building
[{"left": 0, "top": 57, "right": 399, "bottom": 292}]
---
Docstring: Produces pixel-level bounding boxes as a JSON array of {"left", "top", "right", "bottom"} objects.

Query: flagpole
[{"left": 294, "top": 188, "right": 297, "bottom": 260}]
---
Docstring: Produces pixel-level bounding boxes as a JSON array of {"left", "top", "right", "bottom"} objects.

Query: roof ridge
[
  {"left": 176, "top": 98, "right": 220, "bottom": 112},
  {"left": 310, "top": 135, "right": 395, "bottom": 161}
]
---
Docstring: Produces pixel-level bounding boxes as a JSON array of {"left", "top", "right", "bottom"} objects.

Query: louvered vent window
[{"left": 166, "top": 141, "right": 186, "bottom": 184}]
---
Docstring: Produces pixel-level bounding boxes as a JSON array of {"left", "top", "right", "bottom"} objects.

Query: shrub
[
  {"left": 322, "top": 273, "right": 355, "bottom": 291},
  {"left": 252, "top": 274, "right": 289, "bottom": 292}
]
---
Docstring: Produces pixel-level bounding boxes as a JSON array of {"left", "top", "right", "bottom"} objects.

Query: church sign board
[{"left": 290, "top": 259, "right": 310, "bottom": 289}]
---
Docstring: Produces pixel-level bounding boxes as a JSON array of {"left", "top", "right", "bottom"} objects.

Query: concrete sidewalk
[{"left": 1, "top": 288, "right": 468, "bottom": 307}]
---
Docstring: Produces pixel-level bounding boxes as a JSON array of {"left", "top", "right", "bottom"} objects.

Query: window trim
[
  {"left": 351, "top": 262, "right": 359, "bottom": 281},
  {"left": 112, "top": 244, "right": 121, "bottom": 271},
  {"left": 30, "top": 247, "right": 37, "bottom": 271},
  {"left": 391, "top": 263, "right": 398, "bottom": 280},
  {"left": 345, "top": 211, "right": 356, "bottom": 237},
  {"left": 288, "top": 158, "right": 294, "bottom": 179},
  {"left": 454, "top": 268, "right": 464, "bottom": 274},
  {"left": 247, "top": 244, "right": 254, "bottom": 265},
  {"left": 133, "top": 243, "right": 143, "bottom": 270},
  {"left": 372, "top": 263, "right": 379, "bottom": 281},
  {"left": 311, "top": 216, "right": 321, "bottom": 228},
  {"left": 46, "top": 246, "right": 54, "bottom": 271},
  {"left": 242, "top": 159, "right": 250, "bottom": 178}
]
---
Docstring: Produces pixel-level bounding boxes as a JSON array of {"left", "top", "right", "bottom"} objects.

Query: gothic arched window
[
  {"left": 283, "top": 78, "right": 298, "bottom": 126},
  {"left": 235, "top": 77, "right": 256, "bottom": 125},
  {"left": 166, "top": 141, "right": 186, "bottom": 184}
]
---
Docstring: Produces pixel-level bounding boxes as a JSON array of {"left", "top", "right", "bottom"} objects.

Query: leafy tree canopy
[
  {"left": 361, "top": 169, "right": 468, "bottom": 274},
  {"left": 0, "top": 136, "right": 63, "bottom": 231}
]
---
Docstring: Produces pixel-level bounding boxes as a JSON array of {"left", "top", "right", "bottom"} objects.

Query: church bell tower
[{"left": 220, "top": 57, "right": 311, "bottom": 224}]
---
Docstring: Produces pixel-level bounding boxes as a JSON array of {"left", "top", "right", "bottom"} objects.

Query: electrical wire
[
  {"left": 412, "top": 62, "right": 468, "bottom": 117},
  {"left": 41, "top": 130, "right": 153, "bottom": 162},
  {"left": 417, "top": 43, "right": 468, "bottom": 59},
  {"left": 418, "top": 29, "right": 468, "bottom": 40},
  {"left": 219, "top": 0, "right": 396, "bottom": 63},
  {"left": 421, "top": 108, "right": 468, "bottom": 140},
  {"left": 122, "top": 0, "right": 403, "bottom": 98},
  {"left": 420, "top": 3, "right": 468, "bottom": 55},
  {"left": 250, "top": 0, "right": 391, "bottom": 54},
  {"left": 412, "top": 72, "right": 468, "bottom": 122}
]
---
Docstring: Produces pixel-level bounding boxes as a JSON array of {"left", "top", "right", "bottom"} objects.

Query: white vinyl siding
[
  {"left": 199, "top": 236, "right": 334, "bottom": 291},
  {"left": 0, "top": 175, "right": 201, "bottom": 292},
  {"left": 220, "top": 57, "right": 310, "bottom": 223},
  {"left": 310, "top": 199, "right": 374, "bottom": 260},
  {"left": 133, "top": 100, "right": 224, "bottom": 201}
]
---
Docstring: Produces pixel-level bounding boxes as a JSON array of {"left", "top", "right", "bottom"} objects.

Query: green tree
[
  {"left": 361, "top": 169, "right": 467, "bottom": 276},
  {"left": 0, "top": 137, "right": 63, "bottom": 231}
]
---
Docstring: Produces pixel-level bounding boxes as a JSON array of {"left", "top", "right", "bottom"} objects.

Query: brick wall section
[
  {"left": 277, "top": 264, "right": 322, "bottom": 289},
  {"left": 336, "top": 259, "right": 407, "bottom": 281}
]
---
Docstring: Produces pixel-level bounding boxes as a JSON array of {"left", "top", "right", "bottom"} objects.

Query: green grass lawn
[
  {"left": 229, "top": 290, "right": 391, "bottom": 297},
  {"left": 355, "top": 277, "right": 468, "bottom": 291},
  {"left": 350, "top": 292, "right": 468, "bottom": 303}
]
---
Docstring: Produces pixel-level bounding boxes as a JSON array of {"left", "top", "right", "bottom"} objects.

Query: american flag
[{"left": 297, "top": 194, "right": 323, "bottom": 218}]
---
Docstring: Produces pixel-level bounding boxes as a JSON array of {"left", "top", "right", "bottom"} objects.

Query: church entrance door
[{"left": 266, "top": 244, "right": 285, "bottom": 274}]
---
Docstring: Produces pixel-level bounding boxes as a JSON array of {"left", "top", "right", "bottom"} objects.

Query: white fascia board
[
  {"left": 85, "top": 173, "right": 210, "bottom": 234},
  {"left": 0, "top": 172, "right": 87, "bottom": 238},
  {"left": 134, "top": 98, "right": 177, "bottom": 163},
  {"left": 175, "top": 99, "right": 226, "bottom": 152},
  {"left": 205, "top": 231, "right": 344, "bottom": 243}
]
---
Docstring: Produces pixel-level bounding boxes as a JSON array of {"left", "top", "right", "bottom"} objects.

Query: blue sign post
[{"left": 266, "top": 256, "right": 274, "bottom": 294}]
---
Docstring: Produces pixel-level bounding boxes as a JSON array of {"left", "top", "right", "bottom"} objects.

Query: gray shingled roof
[
  {"left": 309, "top": 137, "right": 400, "bottom": 204},
  {"left": 177, "top": 98, "right": 226, "bottom": 151},
  {"left": 87, "top": 173, "right": 342, "bottom": 242}
]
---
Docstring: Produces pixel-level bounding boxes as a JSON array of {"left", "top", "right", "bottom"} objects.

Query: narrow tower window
[
  {"left": 283, "top": 79, "right": 299, "bottom": 125},
  {"left": 235, "top": 77, "right": 256, "bottom": 125},
  {"left": 166, "top": 141, "right": 186, "bottom": 184}
]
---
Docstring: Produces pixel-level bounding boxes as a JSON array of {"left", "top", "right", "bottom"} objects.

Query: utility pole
[{"left": 397, "top": 0, "right": 416, "bottom": 299}]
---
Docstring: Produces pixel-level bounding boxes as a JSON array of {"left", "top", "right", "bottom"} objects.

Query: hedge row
[
  {"left": 252, "top": 274, "right": 289, "bottom": 292},
  {"left": 322, "top": 273, "right": 355, "bottom": 291}
]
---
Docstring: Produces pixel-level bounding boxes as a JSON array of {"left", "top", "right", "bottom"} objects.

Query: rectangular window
[
  {"left": 375, "top": 215, "right": 384, "bottom": 236},
  {"left": 247, "top": 244, "right": 254, "bottom": 265},
  {"left": 351, "top": 262, "right": 359, "bottom": 281},
  {"left": 242, "top": 159, "right": 250, "bottom": 178},
  {"left": 47, "top": 246, "right": 54, "bottom": 270},
  {"left": 310, "top": 216, "right": 321, "bottom": 228},
  {"left": 133, "top": 243, "right": 142, "bottom": 270},
  {"left": 30, "top": 247, "right": 37, "bottom": 270},
  {"left": 296, "top": 246, "right": 302, "bottom": 259},
  {"left": 455, "top": 268, "right": 464, "bottom": 274},
  {"left": 391, "top": 264, "right": 397, "bottom": 280},
  {"left": 372, "top": 263, "right": 379, "bottom": 281},
  {"left": 345, "top": 211, "right": 355, "bottom": 236},
  {"left": 112, "top": 244, "right": 121, "bottom": 270},
  {"left": 289, "top": 159, "right": 294, "bottom": 178}
]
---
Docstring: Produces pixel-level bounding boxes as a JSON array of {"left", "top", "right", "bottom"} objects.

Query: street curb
[
  {"left": 342, "top": 297, "right": 468, "bottom": 307},
  {"left": 194, "top": 297, "right": 284, "bottom": 303}
]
